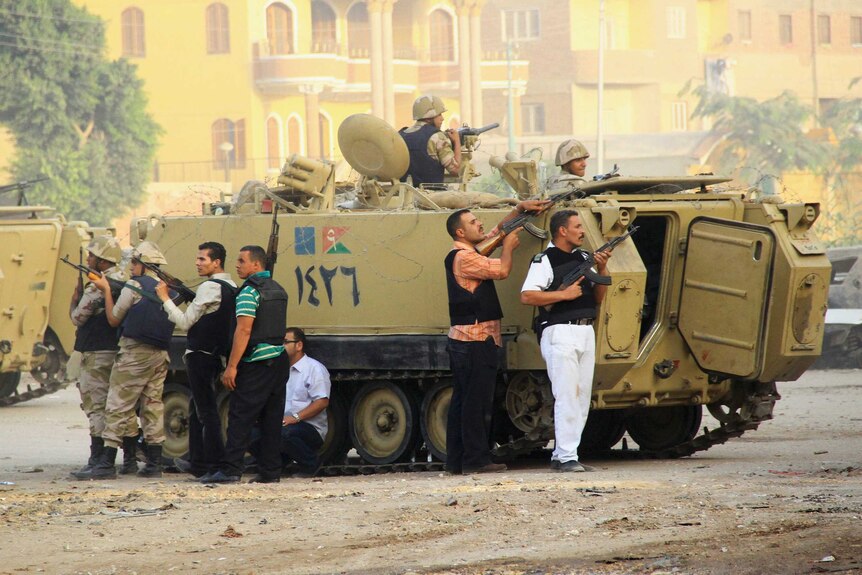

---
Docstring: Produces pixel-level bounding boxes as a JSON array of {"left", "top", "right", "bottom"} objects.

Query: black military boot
[
  {"left": 70, "top": 436, "right": 104, "bottom": 476},
  {"left": 137, "top": 444, "right": 163, "bottom": 478},
  {"left": 72, "top": 446, "right": 117, "bottom": 480},
  {"left": 119, "top": 436, "right": 139, "bottom": 475}
]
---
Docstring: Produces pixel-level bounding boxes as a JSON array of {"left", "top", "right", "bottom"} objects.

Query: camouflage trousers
[
  {"left": 76, "top": 350, "right": 117, "bottom": 437},
  {"left": 102, "top": 340, "right": 169, "bottom": 448}
]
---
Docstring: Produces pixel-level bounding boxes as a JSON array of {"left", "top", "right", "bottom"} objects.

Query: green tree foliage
[
  {"left": 0, "top": 0, "right": 160, "bottom": 225},
  {"left": 687, "top": 82, "right": 862, "bottom": 246}
]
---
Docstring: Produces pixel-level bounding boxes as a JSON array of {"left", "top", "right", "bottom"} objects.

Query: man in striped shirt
[{"left": 200, "top": 245, "right": 289, "bottom": 484}]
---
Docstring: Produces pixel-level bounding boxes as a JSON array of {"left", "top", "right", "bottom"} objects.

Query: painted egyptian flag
[{"left": 323, "top": 226, "right": 350, "bottom": 254}]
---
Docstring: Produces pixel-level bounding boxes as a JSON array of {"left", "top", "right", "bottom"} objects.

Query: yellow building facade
[{"left": 72, "top": 0, "right": 528, "bottom": 189}]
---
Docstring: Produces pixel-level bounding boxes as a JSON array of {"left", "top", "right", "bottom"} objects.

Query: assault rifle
[
  {"left": 476, "top": 186, "right": 588, "bottom": 257},
  {"left": 546, "top": 225, "right": 639, "bottom": 309},
  {"left": 265, "top": 204, "right": 280, "bottom": 274},
  {"left": 60, "top": 256, "right": 163, "bottom": 304},
  {"left": 457, "top": 122, "right": 499, "bottom": 145},
  {"left": 138, "top": 261, "right": 196, "bottom": 304}
]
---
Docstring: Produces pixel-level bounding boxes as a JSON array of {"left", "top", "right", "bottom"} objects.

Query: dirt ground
[{"left": 1, "top": 369, "right": 860, "bottom": 575}]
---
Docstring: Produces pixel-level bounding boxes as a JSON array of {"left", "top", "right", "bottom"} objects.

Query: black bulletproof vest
[
  {"left": 187, "top": 279, "right": 237, "bottom": 356},
  {"left": 399, "top": 123, "right": 445, "bottom": 187},
  {"left": 120, "top": 275, "right": 176, "bottom": 350},
  {"left": 535, "top": 247, "right": 598, "bottom": 329},
  {"left": 242, "top": 274, "right": 288, "bottom": 352},
  {"left": 444, "top": 249, "right": 504, "bottom": 326},
  {"left": 73, "top": 284, "right": 122, "bottom": 353}
]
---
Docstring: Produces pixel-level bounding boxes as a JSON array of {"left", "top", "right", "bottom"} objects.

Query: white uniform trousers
[{"left": 540, "top": 324, "right": 595, "bottom": 463}]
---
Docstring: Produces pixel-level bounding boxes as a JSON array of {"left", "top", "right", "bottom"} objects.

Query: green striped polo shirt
[{"left": 236, "top": 271, "right": 285, "bottom": 363}]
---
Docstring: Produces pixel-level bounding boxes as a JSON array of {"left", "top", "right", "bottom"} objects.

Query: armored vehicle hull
[{"left": 133, "top": 170, "right": 830, "bottom": 465}]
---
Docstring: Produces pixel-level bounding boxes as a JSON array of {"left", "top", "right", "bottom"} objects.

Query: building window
[
  {"left": 666, "top": 6, "right": 686, "bottom": 39},
  {"left": 738, "top": 10, "right": 752, "bottom": 42},
  {"left": 347, "top": 3, "right": 370, "bottom": 57},
  {"left": 266, "top": 116, "right": 282, "bottom": 170},
  {"left": 502, "top": 8, "right": 540, "bottom": 41},
  {"left": 851, "top": 16, "right": 862, "bottom": 46},
  {"left": 311, "top": 1, "right": 337, "bottom": 53},
  {"left": 121, "top": 7, "right": 145, "bottom": 57},
  {"left": 817, "top": 14, "right": 831, "bottom": 45},
  {"left": 672, "top": 102, "right": 688, "bottom": 131},
  {"left": 206, "top": 3, "right": 230, "bottom": 54},
  {"left": 521, "top": 103, "right": 545, "bottom": 135},
  {"left": 779, "top": 14, "right": 793, "bottom": 45},
  {"left": 266, "top": 2, "right": 294, "bottom": 55},
  {"left": 429, "top": 9, "right": 454, "bottom": 62},
  {"left": 212, "top": 118, "right": 246, "bottom": 170},
  {"left": 287, "top": 115, "right": 303, "bottom": 156}
]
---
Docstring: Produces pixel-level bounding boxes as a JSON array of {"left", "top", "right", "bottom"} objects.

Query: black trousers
[
  {"left": 250, "top": 421, "right": 323, "bottom": 474},
  {"left": 185, "top": 351, "right": 225, "bottom": 474},
  {"left": 220, "top": 353, "right": 289, "bottom": 477},
  {"left": 446, "top": 337, "right": 498, "bottom": 472}
]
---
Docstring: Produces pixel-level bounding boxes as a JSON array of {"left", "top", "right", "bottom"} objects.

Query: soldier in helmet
[
  {"left": 548, "top": 139, "right": 590, "bottom": 190},
  {"left": 68, "top": 235, "right": 126, "bottom": 478},
  {"left": 399, "top": 94, "right": 461, "bottom": 188},
  {"left": 76, "top": 241, "right": 178, "bottom": 480}
]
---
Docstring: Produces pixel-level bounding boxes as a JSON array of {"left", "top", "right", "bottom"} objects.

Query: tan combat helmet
[
  {"left": 412, "top": 95, "right": 447, "bottom": 121},
  {"left": 132, "top": 241, "right": 167, "bottom": 265},
  {"left": 87, "top": 235, "right": 122, "bottom": 264},
  {"left": 555, "top": 139, "right": 590, "bottom": 166}
]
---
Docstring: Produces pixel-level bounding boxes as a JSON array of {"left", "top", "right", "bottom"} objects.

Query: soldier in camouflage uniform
[
  {"left": 68, "top": 236, "right": 125, "bottom": 477},
  {"left": 547, "top": 139, "right": 590, "bottom": 191},
  {"left": 77, "top": 241, "right": 177, "bottom": 480},
  {"left": 399, "top": 94, "right": 461, "bottom": 188}
]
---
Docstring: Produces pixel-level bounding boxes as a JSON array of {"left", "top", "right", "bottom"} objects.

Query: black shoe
[
  {"left": 199, "top": 470, "right": 240, "bottom": 484},
  {"left": 558, "top": 460, "right": 594, "bottom": 473},
  {"left": 463, "top": 463, "right": 507, "bottom": 474},
  {"left": 550, "top": 459, "right": 561, "bottom": 470},
  {"left": 73, "top": 446, "right": 118, "bottom": 480},
  {"left": 137, "top": 444, "right": 163, "bottom": 478},
  {"left": 248, "top": 475, "right": 280, "bottom": 484},
  {"left": 173, "top": 458, "right": 207, "bottom": 478}
]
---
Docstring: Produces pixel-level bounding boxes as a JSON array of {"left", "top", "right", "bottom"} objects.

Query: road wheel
[
  {"left": 420, "top": 380, "right": 452, "bottom": 461},
  {"left": 580, "top": 409, "right": 626, "bottom": 452},
  {"left": 349, "top": 381, "right": 418, "bottom": 464},
  {"left": 318, "top": 389, "right": 349, "bottom": 465},
  {"left": 0, "top": 372, "right": 20, "bottom": 398},
  {"left": 31, "top": 329, "right": 68, "bottom": 386},
  {"left": 162, "top": 383, "right": 191, "bottom": 461},
  {"left": 625, "top": 405, "right": 702, "bottom": 451}
]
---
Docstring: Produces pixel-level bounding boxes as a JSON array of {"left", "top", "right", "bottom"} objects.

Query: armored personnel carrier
[{"left": 127, "top": 114, "right": 830, "bottom": 466}]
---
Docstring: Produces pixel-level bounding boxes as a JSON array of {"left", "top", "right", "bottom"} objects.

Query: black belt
[{"left": 549, "top": 318, "right": 594, "bottom": 326}]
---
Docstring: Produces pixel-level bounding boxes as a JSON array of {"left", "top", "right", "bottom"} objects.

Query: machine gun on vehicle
[
  {"left": 138, "top": 260, "right": 196, "bottom": 304},
  {"left": 457, "top": 122, "right": 499, "bottom": 146},
  {"left": 0, "top": 176, "right": 49, "bottom": 206},
  {"left": 59, "top": 256, "right": 164, "bottom": 304}
]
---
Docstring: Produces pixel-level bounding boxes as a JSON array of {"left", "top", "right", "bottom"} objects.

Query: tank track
[
  {"left": 0, "top": 377, "right": 70, "bottom": 408},
  {"left": 310, "top": 381, "right": 780, "bottom": 477}
]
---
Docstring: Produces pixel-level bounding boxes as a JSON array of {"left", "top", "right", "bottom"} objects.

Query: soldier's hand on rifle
[
  {"left": 445, "top": 128, "right": 458, "bottom": 145},
  {"left": 91, "top": 273, "right": 110, "bottom": 293},
  {"left": 561, "top": 276, "right": 585, "bottom": 300},
  {"left": 155, "top": 281, "right": 171, "bottom": 303},
  {"left": 593, "top": 249, "right": 611, "bottom": 274},
  {"left": 517, "top": 199, "right": 552, "bottom": 214}
]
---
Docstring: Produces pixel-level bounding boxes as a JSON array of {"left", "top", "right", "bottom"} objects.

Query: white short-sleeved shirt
[{"left": 284, "top": 354, "right": 332, "bottom": 439}]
